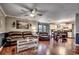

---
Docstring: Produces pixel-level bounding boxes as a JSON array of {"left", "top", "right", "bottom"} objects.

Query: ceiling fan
[
  {"left": 19, "top": 4, "right": 45, "bottom": 17},
  {"left": 21, "top": 8, "right": 43, "bottom": 17}
]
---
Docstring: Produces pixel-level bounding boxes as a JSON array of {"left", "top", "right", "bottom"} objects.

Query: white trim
[
  {"left": 76, "top": 32, "right": 79, "bottom": 34},
  {"left": 0, "top": 32, "right": 8, "bottom": 34},
  {"left": 0, "top": 46, "right": 3, "bottom": 52},
  {"left": 6, "top": 15, "right": 38, "bottom": 22},
  {"left": 0, "top": 32, "right": 5, "bottom": 34},
  {"left": 0, "top": 6, "right": 7, "bottom": 17},
  {"left": 0, "top": 42, "right": 6, "bottom": 52},
  {"left": 75, "top": 44, "right": 79, "bottom": 46},
  {"left": 6, "top": 15, "right": 19, "bottom": 18},
  {"left": 0, "top": 6, "right": 21, "bottom": 19},
  {"left": 6, "top": 15, "right": 29, "bottom": 20}
]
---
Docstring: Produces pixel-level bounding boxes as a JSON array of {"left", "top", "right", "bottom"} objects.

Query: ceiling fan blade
[
  {"left": 15, "top": 3, "right": 32, "bottom": 11},
  {"left": 38, "top": 10, "right": 46, "bottom": 13},
  {"left": 19, "top": 13, "right": 28, "bottom": 16},
  {"left": 24, "top": 14, "right": 28, "bottom": 16},
  {"left": 21, "top": 9, "right": 29, "bottom": 13},
  {"left": 35, "top": 8, "right": 46, "bottom": 13},
  {"left": 15, "top": 4, "right": 44, "bottom": 17},
  {"left": 31, "top": 8, "right": 37, "bottom": 14},
  {"left": 37, "top": 13, "right": 43, "bottom": 16},
  {"left": 21, "top": 9, "right": 28, "bottom": 12}
]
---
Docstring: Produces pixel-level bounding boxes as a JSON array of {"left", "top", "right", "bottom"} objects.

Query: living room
[{"left": 0, "top": 3, "right": 78, "bottom": 55}]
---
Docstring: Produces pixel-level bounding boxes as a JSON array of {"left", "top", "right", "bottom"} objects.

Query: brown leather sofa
[
  {"left": 5, "top": 31, "right": 38, "bottom": 46},
  {"left": 5, "top": 31, "right": 23, "bottom": 46}
]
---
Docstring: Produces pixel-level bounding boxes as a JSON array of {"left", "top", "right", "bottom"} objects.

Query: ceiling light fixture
[
  {"left": 30, "top": 13, "right": 35, "bottom": 17},
  {"left": 29, "top": 9, "right": 37, "bottom": 17}
]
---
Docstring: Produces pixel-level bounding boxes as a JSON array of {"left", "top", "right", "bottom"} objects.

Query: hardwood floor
[
  {"left": 0, "top": 38, "right": 78, "bottom": 55},
  {"left": 75, "top": 46, "right": 79, "bottom": 54},
  {"left": 49, "top": 38, "right": 74, "bottom": 55}
]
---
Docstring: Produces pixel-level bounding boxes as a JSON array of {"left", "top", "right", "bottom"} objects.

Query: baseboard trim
[
  {"left": 75, "top": 44, "right": 79, "bottom": 46},
  {"left": 0, "top": 42, "right": 6, "bottom": 52},
  {"left": 0, "top": 46, "right": 3, "bottom": 52}
]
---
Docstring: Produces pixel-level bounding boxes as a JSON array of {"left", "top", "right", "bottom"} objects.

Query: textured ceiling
[{"left": 0, "top": 3, "right": 79, "bottom": 23}]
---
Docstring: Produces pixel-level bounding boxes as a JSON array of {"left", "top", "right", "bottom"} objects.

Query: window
[
  {"left": 38, "top": 24, "right": 42, "bottom": 32},
  {"left": 43, "top": 25, "right": 47, "bottom": 32},
  {"left": 38, "top": 23, "right": 49, "bottom": 33}
]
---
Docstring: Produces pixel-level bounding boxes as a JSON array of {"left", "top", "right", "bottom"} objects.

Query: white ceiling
[{"left": 0, "top": 3, "right": 79, "bottom": 23}]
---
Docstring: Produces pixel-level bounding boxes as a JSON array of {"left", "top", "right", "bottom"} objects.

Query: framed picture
[{"left": 16, "top": 20, "right": 32, "bottom": 29}]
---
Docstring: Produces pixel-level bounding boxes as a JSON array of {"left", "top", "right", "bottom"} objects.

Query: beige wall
[
  {"left": 5, "top": 17, "right": 38, "bottom": 32},
  {"left": 0, "top": 9, "right": 6, "bottom": 33}
]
